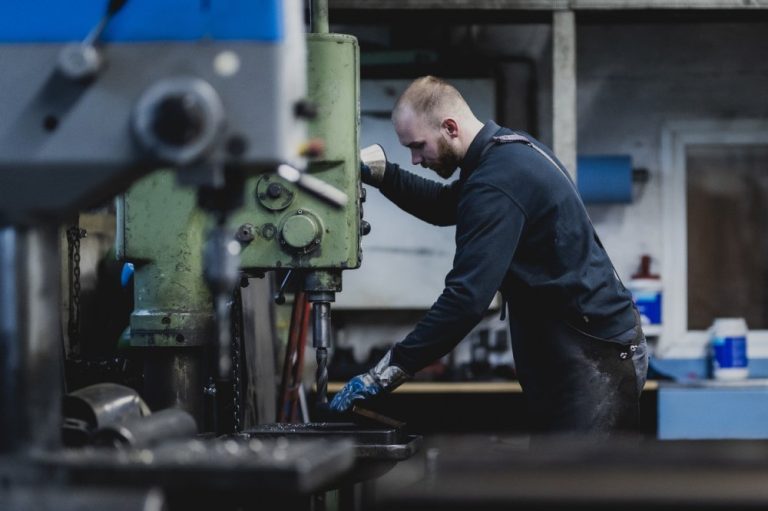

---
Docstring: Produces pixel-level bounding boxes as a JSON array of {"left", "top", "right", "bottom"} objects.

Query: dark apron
[{"left": 509, "top": 307, "right": 647, "bottom": 434}]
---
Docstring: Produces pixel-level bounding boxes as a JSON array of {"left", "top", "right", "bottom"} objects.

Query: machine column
[{"left": 0, "top": 226, "right": 62, "bottom": 453}]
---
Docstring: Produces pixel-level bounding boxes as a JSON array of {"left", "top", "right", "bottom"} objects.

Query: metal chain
[
  {"left": 66, "top": 225, "right": 87, "bottom": 354},
  {"left": 231, "top": 283, "right": 244, "bottom": 433}
]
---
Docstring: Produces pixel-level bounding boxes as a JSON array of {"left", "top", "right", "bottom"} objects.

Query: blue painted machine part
[
  {"left": 577, "top": 155, "right": 633, "bottom": 204},
  {"left": 0, "top": 0, "right": 283, "bottom": 42},
  {"left": 120, "top": 262, "right": 135, "bottom": 288}
]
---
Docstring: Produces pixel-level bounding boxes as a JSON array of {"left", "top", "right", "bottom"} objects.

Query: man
[{"left": 330, "top": 76, "right": 648, "bottom": 433}]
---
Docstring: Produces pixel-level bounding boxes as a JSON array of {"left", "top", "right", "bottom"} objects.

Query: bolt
[
  {"left": 267, "top": 182, "right": 283, "bottom": 199},
  {"left": 297, "top": 209, "right": 304, "bottom": 215},
  {"left": 236, "top": 223, "right": 256, "bottom": 243},
  {"left": 294, "top": 99, "right": 318, "bottom": 120}
]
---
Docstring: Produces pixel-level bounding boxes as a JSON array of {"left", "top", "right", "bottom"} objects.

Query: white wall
[{"left": 576, "top": 22, "right": 768, "bottom": 280}]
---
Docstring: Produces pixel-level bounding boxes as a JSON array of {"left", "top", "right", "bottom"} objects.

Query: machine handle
[{"left": 277, "top": 164, "right": 348, "bottom": 208}]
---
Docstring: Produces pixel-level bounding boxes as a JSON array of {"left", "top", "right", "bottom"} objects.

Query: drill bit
[{"left": 312, "top": 301, "right": 331, "bottom": 405}]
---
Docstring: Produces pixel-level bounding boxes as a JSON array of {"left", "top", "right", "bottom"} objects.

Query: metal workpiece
[
  {"left": 63, "top": 383, "right": 150, "bottom": 432},
  {"left": 0, "top": 226, "right": 62, "bottom": 453},
  {"left": 94, "top": 409, "right": 197, "bottom": 449}
]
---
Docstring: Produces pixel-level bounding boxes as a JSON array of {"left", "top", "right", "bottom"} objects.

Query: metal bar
[
  {"left": 329, "top": 0, "right": 768, "bottom": 9},
  {"left": 312, "top": 0, "right": 330, "bottom": 34},
  {"left": 278, "top": 291, "right": 306, "bottom": 422},
  {"left": 290, "top": 295, "right": 311, "bottom": 421},
  {"left": 552, "top": 10, "right": 577, "bottom": 181}
]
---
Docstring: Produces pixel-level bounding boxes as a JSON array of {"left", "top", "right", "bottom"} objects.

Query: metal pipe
[
  {"left": 311, "top": 0, "right": 329, "bottom": 34},
  {"left": 143, "top": 350, "right": 206, "bottom": 426},
  {"left": 0, "top": 226, "right": 63, "bottom": 453},
  {"left": 94, "top": 408, "right": 197, "bottom": 448}
]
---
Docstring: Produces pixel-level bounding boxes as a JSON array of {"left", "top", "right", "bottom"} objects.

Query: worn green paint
[
  {"left": 236, "top": 33, "right": 362, "bottom": 271},
  {"left": 118, "top": 33, "right": 362, "bottom": 345},
  {"left": 120, "top": 171, "right": 215, "bottom": 347}
]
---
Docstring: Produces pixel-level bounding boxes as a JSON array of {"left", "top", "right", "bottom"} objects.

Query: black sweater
[{"left": 379, "top": 121, "right": 636, "bottom": 375}]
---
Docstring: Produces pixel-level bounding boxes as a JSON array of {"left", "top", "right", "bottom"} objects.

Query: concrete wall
[{"left": 577, "top": 21, "right": 768, "bottom": 280}]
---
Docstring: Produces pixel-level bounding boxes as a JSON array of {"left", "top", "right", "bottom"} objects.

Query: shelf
[{"left": 327, "top": 380, "right": 659, "bottom": 393}]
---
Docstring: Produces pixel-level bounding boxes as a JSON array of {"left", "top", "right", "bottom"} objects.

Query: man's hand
[
  {"left": 329, "top": 348, "right": 411, "bottom": 412},
  {"left": 329, "top": 372, "right": 382, "bottom": 412},
  {"left": 360, "top": 144, "right": 388, "bottom": 187}
]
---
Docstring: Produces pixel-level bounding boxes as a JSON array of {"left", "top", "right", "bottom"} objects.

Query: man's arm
[
  {"left": 376, "top": 163, "right": 461, "bottom": 226},
  {"left": 390, "top": 182, "right": 525, "bottom": 373},
  {"left": 329, "top": 182, "right": 524, "bottom": 411}
]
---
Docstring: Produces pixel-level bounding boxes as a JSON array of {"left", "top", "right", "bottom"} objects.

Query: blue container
[
  {"left": 710, "top": 318, "right": 749, "bottom": 380},
  {"left": 629, "top": 278, "right": 662, "bottom": 326}
]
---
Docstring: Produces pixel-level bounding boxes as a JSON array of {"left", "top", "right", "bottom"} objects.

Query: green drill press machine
[{"left": 117, "top": 26, "right": 364, "bottom": 429}]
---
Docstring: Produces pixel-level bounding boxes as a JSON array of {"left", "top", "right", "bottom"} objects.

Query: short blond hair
[{"left": 392, "top": 76, "right": 472, "bottom": 127}]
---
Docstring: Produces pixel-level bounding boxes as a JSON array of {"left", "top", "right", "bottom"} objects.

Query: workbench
[{"left": 327, "top": 381, "right": 660, "bottom": 436}]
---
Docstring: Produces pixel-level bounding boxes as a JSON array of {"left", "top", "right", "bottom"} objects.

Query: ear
[{"left": 441, "top": 118, "right": 459, "bottom": 138}]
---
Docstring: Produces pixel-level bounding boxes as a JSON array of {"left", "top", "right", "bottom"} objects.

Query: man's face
[{"left": 394, "top": 109, "right": 461, "bottom": 179}]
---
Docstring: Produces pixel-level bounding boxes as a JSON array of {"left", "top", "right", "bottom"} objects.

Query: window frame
[{"left": 659, "top": 120, "right": 768, "bottom": 359}]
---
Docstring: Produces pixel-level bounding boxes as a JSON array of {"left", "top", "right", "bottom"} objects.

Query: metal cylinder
[
  {"left": 143, "top": 350, "right": 206, "bottom": 426},
  {"left": 63, "top": 383, "right": 148, "bottom": 430},
  {"left": 312, "top": 302, "right": 331, "bottom": 350},
  {"left": 0, "top": 226, "right": 63, "bottom": 453},
  {"left": 311, "top": 0, "right": 329, "bottom": 34},
  {"left": 94, "top": 408, "right": 197, "bottom": 448},
  {"left": 312, "top": 302, "right": 331, "bottom": 405}
]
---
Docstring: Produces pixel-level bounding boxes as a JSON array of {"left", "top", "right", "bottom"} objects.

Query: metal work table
[{"left": 375, "top": 434, "right": 768, "bottom": 510}]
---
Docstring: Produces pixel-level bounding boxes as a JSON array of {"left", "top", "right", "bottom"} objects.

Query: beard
[{"left": 430, "top": 137, "right": 462, "bottom": 179}]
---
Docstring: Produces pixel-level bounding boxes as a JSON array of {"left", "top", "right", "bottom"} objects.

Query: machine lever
[
  {"left": 57, "top": 0, "right": 130, "bottom": 81},
  {"left": 277, "top": 164, "right": 348, "bottom": 208},
  {"left": 273, "top": 270, "right": 293, "bottom": 305}
]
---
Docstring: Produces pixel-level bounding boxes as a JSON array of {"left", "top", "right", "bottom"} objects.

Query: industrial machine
[
  {"left": 117, "top": 9, "right": 366, "bottom": 427},
  {"left": 0, "top": 0, "right": 420, "bottom": 509},
  {"left": 0, "top": 0, "right": 374, "bottom": 508}
]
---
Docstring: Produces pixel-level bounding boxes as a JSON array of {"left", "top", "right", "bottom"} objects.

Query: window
[{"left": 660, "top": 122, "right": 768, "bottom": 358}]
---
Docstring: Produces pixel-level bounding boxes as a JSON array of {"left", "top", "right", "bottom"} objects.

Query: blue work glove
[{"left": 329, "top": 349, "right": 411, "bottom": 412}]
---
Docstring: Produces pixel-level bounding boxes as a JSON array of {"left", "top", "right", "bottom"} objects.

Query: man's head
[{"left": 392, "top": 76, "right": 484, "bottom": 179}]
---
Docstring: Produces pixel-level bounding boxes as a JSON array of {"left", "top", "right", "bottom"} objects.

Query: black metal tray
[
  {"left": 240, "top": 422, "right": 404, "bottom": 445},
  {"left": 238, "top": 423, "right": 422, "bottom": 461}
]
